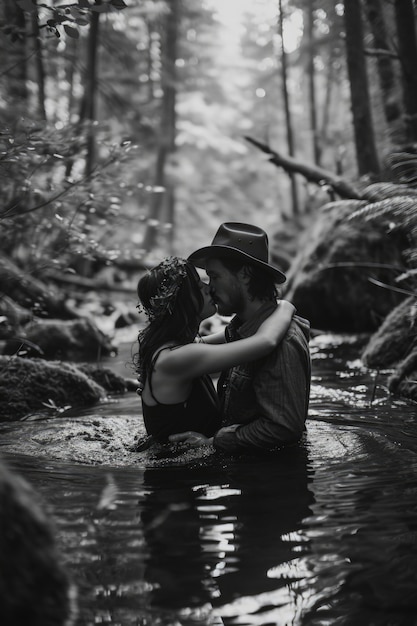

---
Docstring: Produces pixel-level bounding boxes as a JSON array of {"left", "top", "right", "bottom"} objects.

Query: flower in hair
[{"left": 138, "top": 257, "right": 188, "bottom": 322}]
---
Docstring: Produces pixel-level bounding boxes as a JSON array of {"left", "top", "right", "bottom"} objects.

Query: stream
[{"left": 1, "top": 332, "right": 417, "bottom": 626}]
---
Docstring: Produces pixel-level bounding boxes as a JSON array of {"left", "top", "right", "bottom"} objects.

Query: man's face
[{"left": 205, "top": 258, "right": 247, "bottom": 316}]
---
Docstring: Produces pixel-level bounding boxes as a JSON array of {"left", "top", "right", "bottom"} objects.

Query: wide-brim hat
[{"left": 188, "top": 222, "right": 286, "bottom": 284}]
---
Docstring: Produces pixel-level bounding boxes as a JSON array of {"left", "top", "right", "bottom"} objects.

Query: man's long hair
[{"left": 219, "top": 256, "right": 279, "bottom": 301}]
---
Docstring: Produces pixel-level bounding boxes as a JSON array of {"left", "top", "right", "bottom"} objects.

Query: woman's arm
[{"left": 161, "top": 300, "right": 295, "bottom": 379}]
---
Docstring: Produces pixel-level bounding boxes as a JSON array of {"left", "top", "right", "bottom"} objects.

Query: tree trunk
[
  {"left": 363, "top": 0, "right": 401, "bottom": 127},
  {"left": 84, "top": 1, "right": 101, "bottom": 176},
  {"left": 278, "top": 0, "right": 299, "bottom": 215},
  {"left": 344, "top": 0, "right": 380, "bottom": 176},
  {"left": 66, "top": 36, "right": 78, "bottom": 118},
  {"left": 3, "top": 0, "right": 28, "bottom": 110},
  {"left": 320, "top": 50, "right": 334, "bottom": 145},
  {"left": 394, "top": 0, "right": 417, "bottom": 142},
  {"left": 142, "top": 0, "right": 179, "bottom": 252},
  {"left": 145, "top": 18, "right": 155, "bottom": 101},
  {"left": 306, "top": 0, "right": 321, "bottom": 165},
  {"left": 166, "top": 187, "right": 175, "bottom": 253},
  {"left": 31, "top": 1, "right": 47, "bottom": 121},
  {"left": 64, "top": 37, "right": 79, "bottom": 178}
]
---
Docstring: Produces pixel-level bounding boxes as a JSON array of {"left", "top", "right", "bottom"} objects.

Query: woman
[{"left": 134, "top": 256, "right": 295, "bottom": 447}]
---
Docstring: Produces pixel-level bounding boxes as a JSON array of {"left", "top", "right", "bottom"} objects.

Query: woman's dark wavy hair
[
  {"left": 134, "top": 259, "right": 204, "bottom": 382},
  {"left": 219, "top": 255, "right": 279, "bottom": 301}
]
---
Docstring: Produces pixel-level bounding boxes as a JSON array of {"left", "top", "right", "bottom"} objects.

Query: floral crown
[{"left": 138, "top": 257, "right": 188, "bottom": 322}]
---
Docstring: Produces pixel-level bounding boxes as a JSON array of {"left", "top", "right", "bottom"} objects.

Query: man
[{"left": 171, "top": 222, "right": 311, "bottom": 454}]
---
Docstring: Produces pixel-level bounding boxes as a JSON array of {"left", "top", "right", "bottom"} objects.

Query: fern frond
[
  {"left": 397, "top": 268, "right": 417, "bottom": 282},
  {"left": 362, "top": 182, "right": 417, "bottom": 201},
  {"left": 368, "top": 277, "right": 417, "bottom": 297},
  {"left": 322, "top": 199, "right": 366, "bottom": 214},
  {"left": 348, "top": 196, "right": 417, "bottom": 225},
  {"left": 385, "top": 151, "right": 417, "bottom": 186},
  {"left": 349, "top": 197, "right": 417, "bottom": 271},
  {"left": 404, "top": 249, "right": 417, "bottom": 267}
]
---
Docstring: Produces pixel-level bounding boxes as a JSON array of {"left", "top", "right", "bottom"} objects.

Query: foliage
[
  {"left": 386, "top": 149, "right": 417, "bottom": 187},
  {"left": 1, "top": 0, "right": 416, "bottom": 279},
  {"left": 0, "top": 0, "right": 172, "bottom": 275},
  {"left": 349, "top": 173, "right": 417, "bottom": 293},
  {"left": 0, "top": 118, "right": 146, "bottom": 273},
  {"left": 14, "top": 0, "right": 127, "bottom": 39},
  {"left": 350, "top": 196, "right": 417, "bottom": 272}
]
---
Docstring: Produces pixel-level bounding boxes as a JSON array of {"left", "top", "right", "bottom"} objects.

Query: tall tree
[
  {"left": 65, "top": 36, "right": 79, "bottom": 120},
  {"left": 363, "top": 0, "right": 401, "bottom": 130},
  {"left": 2, "top": 0, "right": 28, "bottom": 114},
  {"left": 278, "top": 0, "right": 299, "bottom": 215},
  {"left": 143, "top": 0, "right": 179, "bottom": 252},
  {"left": 394, "top": 0, "right": 417, "bottom": 142},
  {"left": 84, "top": 0, "right": 101, "bottom": 176},
  {"left": 306, "top": 0, "right": 321, "bottom": 165},
  {"left": 31, "top": 1, "right": 46, "bottom": 121},
  {"left": 344, "top": 0, "right": 380, "bottom": 176}
]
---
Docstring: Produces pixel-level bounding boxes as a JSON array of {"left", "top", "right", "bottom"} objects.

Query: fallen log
[
  {"left": 0, "top": 256, "right": 77, "bottom": 318},
  {"left": 244, "top": 136, "right": 365, "bottom": 200},
  {"left": 44, "top": 268, "right": 136, "bottom": 293}
]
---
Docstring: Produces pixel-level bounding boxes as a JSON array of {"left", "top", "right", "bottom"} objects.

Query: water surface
[{"left": 1, "top": 334, "right": 417, "bottom": 625}]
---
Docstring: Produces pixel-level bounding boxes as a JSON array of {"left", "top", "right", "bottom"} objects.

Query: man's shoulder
[
  {"left": 235, "top": 302, "right": 277, "bottom": 338},
  {"left": 293, "top": 314, "right": 310, "bottom": 332},
  {"left": 283, "top": 315, "right": 311, "bottom": 347}
]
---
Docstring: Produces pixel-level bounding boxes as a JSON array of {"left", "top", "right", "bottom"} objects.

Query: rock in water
[{"left": 0, "top": 460, "right": 76, "bottom": 625}]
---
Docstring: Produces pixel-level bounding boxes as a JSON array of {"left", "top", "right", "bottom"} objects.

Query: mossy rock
[
  {"left": 285, "top": 199, "right": 411, "bottom": 332},
  {"left": 362, "top": 297, "right": 417, "bottom": 367},
  {"left": 76, "top": 363, "right": 137, "bottom": 394},
  {"left": 0, "top": 460, "right": 75, "bottom": 625},
  {"left": 0, "top": 356, "right": 106, "bottom": 421},
  {"left": 387, "top": 347, "right": 417, "bottom": 402},
  {"left": 4, "top": 318, "right": 116, "bottom": 360},
  {"left": 361, "top": 297, "right": 417, "bottom": 402}
]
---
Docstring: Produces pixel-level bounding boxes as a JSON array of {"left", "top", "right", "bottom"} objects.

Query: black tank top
[{"left": 142, "top": 348, "right": 222, "bottom": 442}]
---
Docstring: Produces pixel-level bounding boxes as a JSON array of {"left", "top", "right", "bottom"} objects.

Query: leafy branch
[
  {"left": 0, "top": 144, "right": 130, "bottom": 220},
  {"left": 14, "top": 0, "right": 127, "bottom": 39}
]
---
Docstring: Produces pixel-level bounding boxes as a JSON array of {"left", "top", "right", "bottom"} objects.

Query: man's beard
[{"left": 215, "top": 290, "right": 245, "bottom": 317}]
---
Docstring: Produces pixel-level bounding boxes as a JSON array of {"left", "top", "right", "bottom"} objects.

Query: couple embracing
[{"left": 134, "top": 222, "right": 311, "bottom": 455}]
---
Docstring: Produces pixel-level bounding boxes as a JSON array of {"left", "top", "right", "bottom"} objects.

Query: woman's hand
[
  {"left": 215, "top": 424, "right": 240, "bottom": 435},
  {"left": 169, "top": 431, "right": 213, "bottom": 447},
  {"left": 169, "top": 425, "right": 241, "bottom": 448}
]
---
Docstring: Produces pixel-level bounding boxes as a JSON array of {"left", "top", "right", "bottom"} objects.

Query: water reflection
[
  {"left": 297, "top": 441, "right": 417, "bottom": 626},
  {"left": 1, "top": 334, "right": 417, "bottom": 625},
  {"left": 140, "top": 446, "right": 314, "bottom": 624}
]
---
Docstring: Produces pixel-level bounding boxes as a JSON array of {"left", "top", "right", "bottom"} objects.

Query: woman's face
[
  {"left": 188, "top": 265, "right": 216, "bottom": 321},
  {"left": 198, "top": 278, "right": 216, "bottom": 320}
]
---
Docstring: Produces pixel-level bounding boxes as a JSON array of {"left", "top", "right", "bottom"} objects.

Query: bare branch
[{"left": 364, "top": 47, "right": 400, "bottom": 59}]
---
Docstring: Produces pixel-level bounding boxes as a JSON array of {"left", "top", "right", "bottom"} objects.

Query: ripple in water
[{"left": 1, "top": 335, "right": 417, "bottom": 625}]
